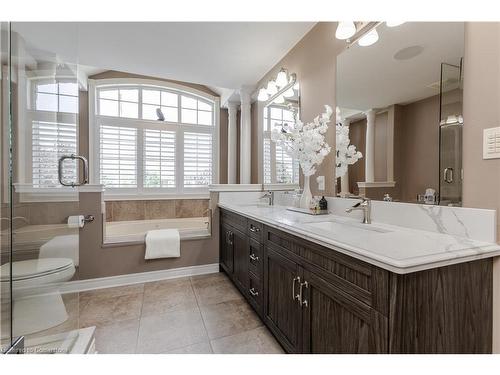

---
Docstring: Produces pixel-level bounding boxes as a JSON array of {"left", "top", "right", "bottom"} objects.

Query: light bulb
[
  {"left": 358, "top": 28, "right": 379, "bottom": 47},
  {"left": 257, "top": 88, "right": 269, "bottom": 102},
  {"left": 386, "top": 21, "right": 405, "bottom": 27},
  {"left": 335, "top": 21, "right": 356, "bottom": 40},
  {"left": 266, "top": 81, "right": 278, "bottom": 96},
  {"left": 283, "top": 87, "right": 295, "bottom": 98},
  {"left": 274, "top": 95, "right": 284, "bottom": 104},
  {"left": 275, "top": 69, "right": 288, "bottom": 87}
]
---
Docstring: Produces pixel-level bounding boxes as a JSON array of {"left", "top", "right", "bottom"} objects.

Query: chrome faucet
[
  {"left": 261, "top": 191, "right": 275, "bottom": 206},
  {"left": 345, "top": 197, "right": 371, "bottom": 224}
]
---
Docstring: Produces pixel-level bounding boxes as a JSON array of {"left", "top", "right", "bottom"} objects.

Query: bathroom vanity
[{"left": 218, "top": 204, "right": 498, "bottom": 354}]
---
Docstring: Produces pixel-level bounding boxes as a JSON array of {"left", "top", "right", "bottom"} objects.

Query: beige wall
[
  {"left": 254, "top": 22, "right": 345, "bottom": 196},
  {"left": 462, "top": 22, "right": 500, "bottom": 352}
]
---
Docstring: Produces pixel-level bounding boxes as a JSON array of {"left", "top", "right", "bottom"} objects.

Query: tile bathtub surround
[
  {"left": 71, "top": 273, "right": 283, "bottom": 354},
  {"left": 105, "top": 199, "right": 209, "bottom": 222}
]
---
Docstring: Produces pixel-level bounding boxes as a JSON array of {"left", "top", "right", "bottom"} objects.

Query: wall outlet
[
  {"left": 483, "top": 127, "right": 500, "bottom": 159},
  {"left": 316, "top": 175, "right": 325, "bottom": 191}
]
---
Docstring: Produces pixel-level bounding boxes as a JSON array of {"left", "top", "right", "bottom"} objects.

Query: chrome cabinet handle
[
  {"left": 58, "top": 154, "right": 89, "bottom": 187},
  {"left": 249, "top": 253, "right": 259, "bottom": 262},
  {"left": 292, "top": 276, "right": 301, "bottom": 301},
  {"left": 443, "top": 167, "right": 454, "bottom": 183},
  {"left": 249, "top": 287, "right": 259, "bottom": 297},
  {"left": 249, "top": 224, "right": 260, "bottom": 233},
  {"left": 299, "top": 280, "right": 309, "bottom": 308},
  {"left": 226, "top": 230, "right": 233, "bottom": 245}
]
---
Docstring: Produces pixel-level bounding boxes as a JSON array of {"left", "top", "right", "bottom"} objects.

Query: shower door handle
[
  {"left": 58, "top": 154, "right": 89, "bottom": 187},
  {"left": 443, "top": 168, "right": 454, "bottom": 184}
]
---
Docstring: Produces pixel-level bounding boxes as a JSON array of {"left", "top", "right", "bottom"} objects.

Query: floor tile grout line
[{"left": 190, "top": 276, "right": 212, "bottom": 348}]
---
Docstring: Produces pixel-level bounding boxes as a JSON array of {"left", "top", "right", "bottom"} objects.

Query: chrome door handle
[
  {"left": 58, "top": 154, "right": 89, "bottom": 187},
  {"left": 299, "top": 280, "right": 309, "bottom": 308},
  {"left": 292, "top": 276, "right": 301, "bottom": 301},
  {"left": 249, "top": 287, "right": 259, "bottom": 297},
  {"left": 228, "top": 231, "right": 234, "bottom": 245},
  {"left": 249, "top": 253, "right": 259, "bottom": 261},
  {"left": 443, "top": 167, "right": 454, "bottom": 183}
]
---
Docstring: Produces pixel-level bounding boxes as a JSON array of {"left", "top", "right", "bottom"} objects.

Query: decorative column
[
  {"left": 340, "top": 119, "right": 351, "bottom": 196},
  {"left": 239, "top": 87, "right": 252, "bottom": 184},
  {"left": 227, "top": 102, "right": 238, "bottom": 184},
  {"left": 364, "top": 109, "right": 376, "bottom": 183}
]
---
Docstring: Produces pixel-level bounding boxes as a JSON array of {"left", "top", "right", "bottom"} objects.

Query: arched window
[{"left": 89, "top": 78, "right": 219, "bottom": 197}]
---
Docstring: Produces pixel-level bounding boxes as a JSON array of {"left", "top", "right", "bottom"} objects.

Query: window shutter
[
  {"left": 183, "top": 132, "right": 212, "bottom": 187},
  {"left": 263, "top": 138, "right": 272, "bottom": 184},
  {"left": 143, "top": 129, "right": 176, "bottom": 188},
  {"left": 276, "top": 143, "right": 298, "bottom": 184},
  {"left": 32, "top": 121, "right": 77, "bottom": 187},
  {"left": 100, "top": 125, "right": 137, "bottom": 187}
]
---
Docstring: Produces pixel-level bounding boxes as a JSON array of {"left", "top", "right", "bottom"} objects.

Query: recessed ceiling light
[{"left": 393, "top": 45, "right": 424, "bottom": 60}]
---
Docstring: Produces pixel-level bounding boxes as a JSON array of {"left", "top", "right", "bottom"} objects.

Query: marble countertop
[{"left": 218, "top": 202, "right": 500, "bottom": 274}]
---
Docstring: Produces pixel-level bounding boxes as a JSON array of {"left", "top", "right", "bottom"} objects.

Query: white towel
[
  {"left": 39, "top": 234, "right": 79, "bottom": 266},
  {"left": 145, "top": 229, "right": 180, "bottom": 260}
]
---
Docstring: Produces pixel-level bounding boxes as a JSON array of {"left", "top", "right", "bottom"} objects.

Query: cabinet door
[
  {"left": 220, "top": 223, "right": 234, "bottom": 274},
  {"left": 232, "top": 228, "right": 249, "bottom": 292},
  {"left": 301, "top": 270, "right": 388, "bottom": 354},
  {"left": 263, "top": 246, "right": 302, "bottom": 353}
]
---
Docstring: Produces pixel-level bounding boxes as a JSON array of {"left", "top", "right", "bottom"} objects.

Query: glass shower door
[
  {"left": 7, "top": 22, "right": 85, "bottom": 353},
  {"left": 439, "top": 62, "right": 463, "bottom": 206},
  {"left": 1, "top": 21, "right": 14, "bottom": 353}
]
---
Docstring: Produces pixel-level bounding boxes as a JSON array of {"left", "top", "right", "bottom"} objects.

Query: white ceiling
[
  {"left": 337, "top": 22, "right": 464, "bottom": 114},
  {"left": 12, "top": 22, "right": 316, "bottom": 96}
]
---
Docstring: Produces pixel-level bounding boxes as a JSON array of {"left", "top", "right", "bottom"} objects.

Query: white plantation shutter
[
  {"left": 100, "top": 125, "right": 137, "bottom": 187},
  {"left": 144, "top": 129, "right": 176, "bottom": 188},
  {"left": 32, "top": 121, "right": 78, "bottom": 187},
  {"left": 183, "top": 132, "right": 213, "bottom": 187},
  {"left": 263, "top": 138, "right": 272, "bottom": 184},
  {"left": 276, "top": 143, "right": 299, "bottom": 184}
]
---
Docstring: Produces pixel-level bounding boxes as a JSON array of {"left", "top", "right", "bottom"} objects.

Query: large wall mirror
[
  {"left": 336, "top": 22, "right": 464, "bottom": 205},
  {"left": 262, "top": 76, "right": 300, "bottom": 185}
]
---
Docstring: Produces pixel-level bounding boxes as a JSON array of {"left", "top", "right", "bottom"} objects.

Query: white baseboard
[{"left": 60, "top": 263, "right": 219, "bottom": 294}]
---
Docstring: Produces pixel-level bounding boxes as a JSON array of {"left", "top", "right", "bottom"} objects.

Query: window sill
[{"left": 103, "top": 193, "right": 210, "bottom": 201}]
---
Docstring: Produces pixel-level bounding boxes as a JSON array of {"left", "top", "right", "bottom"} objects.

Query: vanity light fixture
[
  {"left": 358, "top": 28, "right": 379, "bottom": 47},
  {"left": 274, "top": 95, "right": 285, "bottom": 104},
  {"left": 257, "top": 69, "right": 297, "bottom": 104},
  {"left": 266, "top": 80, "right": 278, "bottom": 96},
  {"left": 258, "top": 88, "right": 269, "bottom": 101},
  {"left": 386, "top": 21, "right": 405, "bottom": 27},
  {"left": 275, "top": 69, "right": 288, "bottom": 87},
  {"left": 283, "top": 87, "right": 295, "bottom": 98},
  {"left": 335, "top": 21, "right": 356, "bottom": 40}
]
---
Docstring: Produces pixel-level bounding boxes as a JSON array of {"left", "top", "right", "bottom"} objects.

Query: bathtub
[{"left": 104, "top": 217, "right": 211, "bottom": 243}]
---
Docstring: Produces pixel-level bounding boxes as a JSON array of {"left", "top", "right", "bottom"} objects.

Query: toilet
[{"left": 0, "top": 258, "right": 75, "bottom": 338}]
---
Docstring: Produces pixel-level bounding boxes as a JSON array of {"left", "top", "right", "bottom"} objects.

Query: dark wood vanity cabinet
[{"left": 219, "top": 208, "right": 493, "bottom": 354}]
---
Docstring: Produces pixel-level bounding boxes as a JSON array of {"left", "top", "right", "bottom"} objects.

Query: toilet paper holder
[{"left": 83, "top": 215, "right": 95, "bottom": 224}]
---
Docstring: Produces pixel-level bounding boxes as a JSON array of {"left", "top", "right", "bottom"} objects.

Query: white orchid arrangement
[
  {"left": 271, "top": 105, "right": 333, "bottom": 177},
  {"left": 335, "top": 107, "right": 363, "bottom": 178}
]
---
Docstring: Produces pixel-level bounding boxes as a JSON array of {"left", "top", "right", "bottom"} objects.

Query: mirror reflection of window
[{"left": 263, "top": 104, "right": 299, "bottom": 184}]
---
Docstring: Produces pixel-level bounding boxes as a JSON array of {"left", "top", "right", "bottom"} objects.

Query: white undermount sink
[{"left": 303, "top": 219, "right": 392, "bottom": 234}]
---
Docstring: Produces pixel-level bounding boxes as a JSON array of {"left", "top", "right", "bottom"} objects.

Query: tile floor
[{"left": 75, "top": 272, "right": 284, "bottom": 354}]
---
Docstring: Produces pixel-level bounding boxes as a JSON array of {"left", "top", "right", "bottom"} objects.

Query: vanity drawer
[
  {"left": 264, "top": 225, "right": 389, "bottom": 314},
  {"left": 248, "top": 239, "right": 263, "bottom": 279},
  {"left": 247, "top": 275, "right": 263, "bottom": 316},
  {"left": 221, "top": 209, "right": 247, "bottom": 233},
  {"left": 247, "top": 219, "right": 264, "bottom": 242}
]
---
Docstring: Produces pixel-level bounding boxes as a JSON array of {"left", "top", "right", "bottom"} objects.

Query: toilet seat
[{"left": 0, "top": 258, "right": 75, "bottom": 283}]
